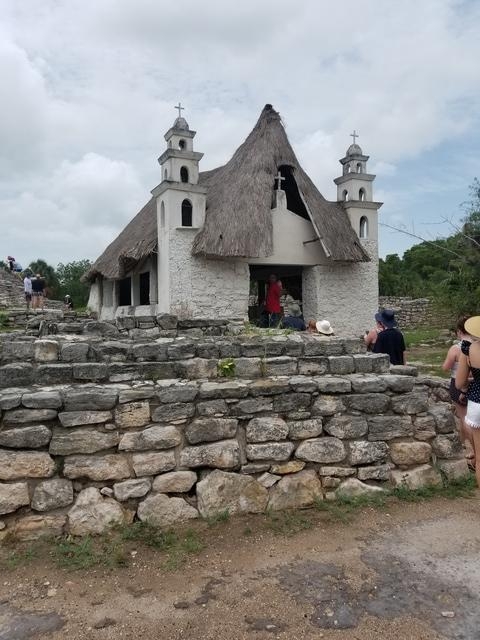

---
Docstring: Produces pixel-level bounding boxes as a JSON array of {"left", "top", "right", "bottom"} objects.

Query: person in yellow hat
[{"left": 456, "top": 315, "right": 480, "bottom": 486}]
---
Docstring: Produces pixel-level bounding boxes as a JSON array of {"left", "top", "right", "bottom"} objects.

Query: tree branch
[{"left": 379, "top": 222, "right": 465, "bottom": 260}]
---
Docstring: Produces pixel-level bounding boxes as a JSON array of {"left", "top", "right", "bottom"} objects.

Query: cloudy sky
[{"left": 1, "top": 0, "right": 480, "bottom": 267}]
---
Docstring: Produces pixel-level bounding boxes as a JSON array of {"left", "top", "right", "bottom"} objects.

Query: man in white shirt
[{"left": 23, "top": 272, "right": 32, "bottom": 311}]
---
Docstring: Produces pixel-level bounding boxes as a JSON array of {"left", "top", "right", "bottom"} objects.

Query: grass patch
[
  {"left": 407, "top": 346, "right": 449, "bottom": 378},
  {"left": 204, "top": 509, "right": 231, "bottom": 527},
  {"left": 265, "top": 509, "right": 313, "bottom": 536},
  {"left": 314, "top": 492, "right": 388, "bottom": 522},
  {"left": 404, "top": 328, "right": 446, "bottom": 348}
]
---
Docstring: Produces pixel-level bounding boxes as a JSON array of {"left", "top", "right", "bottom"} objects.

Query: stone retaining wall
[
  {"left": 0, "top": 353, "right": 467, "bottom": 540},
  {"left": 378, "top": 297, "right": 453, "bottom": 329}
]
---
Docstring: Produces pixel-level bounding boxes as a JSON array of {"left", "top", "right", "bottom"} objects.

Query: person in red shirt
[{"left": 264, "top": 274, "right": 283, "bottom": 327}]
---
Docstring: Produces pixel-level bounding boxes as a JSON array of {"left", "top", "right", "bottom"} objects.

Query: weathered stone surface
[
  {"left": 58, "top": 410, "right": 112, "bottom": 427},
  {"left": 36, "top": 364, "right": 72, "bottom": 385},
  {"left": 167, "top": 340, "right": 196, "bottom": 360},
  {"left": 50, "top": 428, "right": 119, "bottom": 455},
  {"left": 336, "top": 478, "right": 386, "bottom": 498},
  {"left": 34, "top": 339, "right": 59, "bottom": 362},
  {"left": 63, "top": 387, "right": 118, "bottom": 411},
  {"left": 185, "top": 418, "right": 238, "bottom": 444},
  {"left": 241, "top": 463, "right": 271, "bottom": 474},
  {"left": 231, "top": 397, "right": 273, "bottom": 415},
  {"left": 31, "top": 479, "right": 74, "bottom": 511},
  {"left": 367, "top": 416, "right": 413, "bottom": 441},
  {"left": 357, "top": 464, "right": 392, "bottom": 481},
  {"left": 349, "top": 441, "right": 388, "bottom": 465},
  {"left": 114, "top": 401, "right": 151, "bottom": 428},
  {"left": 196, "top": 399, "right": 229, "bottom": 416},
  {"left": 0, "top": 481, "right": 30, "bottom": 515},
  {"left": 113, "top": 478, "right": 152, "bottom": 501},
  {"left": 1, "top": 341, "right": 34, "bottom": 363},
  {"left": 61, "top": 342, "right": 90, "bottom": 362},
  {"left": 151, "top": 402, "right": 195, "bottom": 423},
  {"left": 258, "top": 472, "right": 281, "bottom": 488},
  {"left": 246, "top": 417, "right": 288, "bottom": 443},
  {"left": 229, "top": 357, "right": 261, "bottom": 378},
  {"left": 270, "top": 460, "right": 306, "bottom": 474},
  {"left": 428, "top": 404, "right": 456, "bottom": 434},
  {"left": 298, "top": 358, "right": 328, "bottom": 376},
  {"left": 304, "top": 339, "right": 344, "bottom": 356},
  {"left": 352, "top": 354, "right": 374, "bottom": 373},
  {"left": 288, "top": 419, "right": 323, "bottom": 440},
  {"left": 132, "top": 343, "right": 168, "bottom": 362},
  {"left": 156, "top": 383, "right": 198, "bottom": 403},
  {"left": 246, "top": 442, "right": 295, "bottom": 462},
  {"left": 437, "top": 458, "right": 470, "bottom": 481},
  {"left": 199, "top": 381, "right": 249, "bottom": 399},
  {"left": 83, "top": 321, "right": 120, "bottom": 337},
  {"left": 137, "top": 494, "right": 198, "bottom": 527},
  {"left": 391, "top": 393, "right": 429, "bottom": 415},
  {"left": 13, "top": 514, "right": 66, "bottom": 541},
  {"left": 379, "top": 375, "right": 415, "bottom": 393},
  {"left": 157, "top": 313, "right": 178, "bottom": 330},
  {"left": 318, "top": 466, "right": 356, "bottom": 477},
  {"left": 390, "top": 464, "right": 442, "bottom": 490},
  {"left": 389, "top": 442, "right": 432, "bottom": 466},
  {"left": 370, "top": 354, "right": 391, "bottom": 373},
  {"left": 264, "top": 357, "right": 298, "bottom": 376},
  {"left": 197, "top": 470, "right": 268, "bottom": 517},
  {"left": 0, "top": 364, "right": 34, "bottom": 388},
  {"left": 349, "top": 375, "right": 388, "bottom": 393},
  {"left": 312, "top": 395, "right": 346, "bottom": 416},
  {"left": 295, "top": 437, "right": 346, "bottom": 464},
  {"left": 0, "top": 425, "right": 52, "bottom": 449},
  {"left": 68, "top": 487, "right": 126, "bottom": 535},
  {"left": 0, "top": 390, "right": 22, "bottom": 410},
  {"left": 22, "top": 391, "right": 62, "bottom": 409},
  {"left": 96, "top": 341, "right": 131, "bottom": 361},
  {"left": 132, "top": 451, "right": 176, "bottom": 476},
  {"left": 413, "top": 415, "right": 437, "bottom": 441},
  {"left": 0, "top": 450, "right": 55, "bottom": 480},
  {"left": 323, "top": 476, "right": 341, "bottom": 489},
  {"left": 73, "top": 363, "right": 108, "bottom": 381},
  {"left": 3, "top": 408, "right": 57, "bottom": 425},
  {"left": 324, "top": 415, "right": 368, "bottom": 439},
  {"left": 346, "top": 394, "right": 390, "bottom": 414},
  {"left": 118, "top": 425, "right": 181, "bottom": 451},
  {"left": 390, "top": 364, "right": 418, "bottom": 376},
  {"left": 152, "top": 471, "right": 197, "bottom": 493},
  {"left": 63, "top": 455, "right": 130, "bottom": 481},
  {"left": 315, "top": 377, "right": 351, "bottom": 394},
  {"left": 268, "top": 470, "right": 323, "bottom": 511},
  {"left": 249, "top": 378, "right": 290, "bottom": 396},
  {"left": 328, "top": 356, "right": 355, "bottom": 375},
  {"left": 431, "top": 434, "right": 462, "bottom": 459},
  {"left": 175, "top": 359, "right": 218, "bottom": 379},
  {"left": 273, "top": 393, "right": 310, "bottom": 413},
  {"left": 288, "top": 376, "right": 318, "bottom": 393},
  {"left": 118, "top": 387, "right": 156, "bottom": 403},
  {"left": 180, "top": 440, "right": 240, "bottom": 469}
]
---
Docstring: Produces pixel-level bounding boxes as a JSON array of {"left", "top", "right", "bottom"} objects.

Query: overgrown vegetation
[
  {"left": 217, "top": 358, "right": 236, "bottom": 377},
  {"left": 0, "top": 312, "right": 9, "bottom": 330}
]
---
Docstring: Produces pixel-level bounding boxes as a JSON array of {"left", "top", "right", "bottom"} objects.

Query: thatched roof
[
  {"left": 87, "top": 104, "right": 368, "bottom": 281},
  {"left": 192, "top": 104, "right": 369, "bottom": 262}
]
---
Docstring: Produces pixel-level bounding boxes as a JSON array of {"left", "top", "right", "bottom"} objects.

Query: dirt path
[{"left": 1, "top": 495, "right": 480, "bottom": 640}]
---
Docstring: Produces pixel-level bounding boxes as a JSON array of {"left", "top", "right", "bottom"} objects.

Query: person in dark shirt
[
  {"left": 282, "top": 303, "right": 306, "bottom": 331},
  {"left": 372, "top": 309, "right": 406, "bottom": 365}
]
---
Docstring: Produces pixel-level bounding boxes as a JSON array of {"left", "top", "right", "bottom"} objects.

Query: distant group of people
[
  {"left": 23, "top": 272, "right": 46, "bottom": 311},
  {"left": 5, "top": 256, "right": 22, "bottom": 272}
]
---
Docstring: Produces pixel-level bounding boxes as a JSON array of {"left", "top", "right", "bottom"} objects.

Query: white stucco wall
[{"left": 87, "top": 280, "right": 102, "bottom": 315}]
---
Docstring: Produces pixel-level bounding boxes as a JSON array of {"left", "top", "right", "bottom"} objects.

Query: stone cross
[
  {"left": 175, "top": 102, "right": 184, "bottom": 118},
  {"left": 275, "top": 171, "right": 285, "bottom": 191},
  {"left": 350, "top": 130, "right": 359, "bottom": 144}
]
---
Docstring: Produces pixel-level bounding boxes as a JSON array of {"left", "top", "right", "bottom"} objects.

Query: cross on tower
[
  {"left": 175, "top": 102, "right": 184, "bottom": 118},
  {"left": 350, "top": 130, "right": 359, "bottom": 145},
  {"left": 275, "top": 171, "right": 285, "bottom": 191}
]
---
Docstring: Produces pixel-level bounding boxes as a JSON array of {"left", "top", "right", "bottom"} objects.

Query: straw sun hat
[
  {"left": 316, "top": 319, "right": 334, "bottom": 335},
  {"left": 465, "top": 316, "right": 480, "bottom": 339}
]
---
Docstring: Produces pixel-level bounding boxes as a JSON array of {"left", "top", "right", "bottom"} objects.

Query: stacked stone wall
[
  {"left": 0, "top": 331, "right": 467, "bottom": 540},
  {"left": 378, "top": 297, "right": 453, "bottom": 329}
]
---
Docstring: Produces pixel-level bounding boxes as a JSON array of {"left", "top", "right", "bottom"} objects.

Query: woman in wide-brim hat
[{"left": 456, "top": 315, "right": 480, "bottom": 486}]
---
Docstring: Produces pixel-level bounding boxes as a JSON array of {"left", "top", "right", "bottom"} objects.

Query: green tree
[
  {"left": 56, "top": 260, "right": 92, "bottom": 308},
  {"left": 28, "top": 259, "right": 60, "bottom": 298}
]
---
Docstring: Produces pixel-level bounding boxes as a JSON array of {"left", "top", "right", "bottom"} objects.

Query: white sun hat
[{"left": 316, "top": 319, "right": 334, "bottom": 335}]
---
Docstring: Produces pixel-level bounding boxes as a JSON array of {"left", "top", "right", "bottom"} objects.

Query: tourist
[
  {"left": 264, "top": 274, "right": 283, "bottom": 328},
  {"left": 32, "top": 273, "right": 46, "bottom": 310},
  {"left": 372, "top": 309, "right": 406, "bottom": 365},
  {"left": 442, "top": 316, "right": 474, "bottom": 464},
  {"left": 364, "top": 314, "right": 384, "bottom": 350},
  {"left": 23, "top": 271, "right": 32, "bottom": 312},
  {"left": 456, "top": 316, "right": 480, "bottom": 486},
  {"left": 64, "top": 294, "right": 73, "bottom": 310},
  {"left": 6, "top": 256, "right": 15, "bottom": 272},
  {"left": 282, "top": 303, "right": 306, "bottom": 331},
  {"left": 316, "top": 319, "right": 335, "bottom": 336}
]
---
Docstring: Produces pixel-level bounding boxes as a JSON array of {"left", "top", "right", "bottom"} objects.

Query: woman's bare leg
[{"left": 471, "top": 428, "right": 480, "bottom": 486}]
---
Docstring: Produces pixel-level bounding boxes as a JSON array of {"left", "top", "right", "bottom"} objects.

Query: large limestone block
[
  {"left": 390, "top": 464, "right": 442, "bottom": 490},
  {"left": 318, "top": 466, "right": 356, "bottom": 477},
  {"left": 246, "top": 417, "right": 288, "bottom": 443},
  {"left": 357, "top": 465, "right": 392, "bottom": 481},
  {"left": 231, "top": 397, "right": 273, "bottom": 416},
  {"left": 72, "top": 363, "right": 108, "bottom": 381},
  {"left": 0, "top": 450, "right": 55, "bottom": 480},
  {"left": 50, "top": 428, "right": 119, "bottom": 455},
  {"left": 150, "top": 402, "right": 195, "bottom": 423},
  {"left": 58, "top": 410, "right": 112, "bottom": 427},
  {"left": 249, "top": 378, "right": 290, "bottom": 396},
  {"left": 31, "top": 478, "right": 74, "bottom": 511},
  {"left": 0, "top": 481, "right": 30, "bottom": 515},
  {"left": 118, "top": 425, "right": 181, "bottom": 451},
  {"left": 13, "top": 514, "right": 66, "bottom": 541},
  {"left": 288, "top": 419, "right": 323, "bottom": 440},
  {"left": 118, "top": 387, "right": 156, "bottom": 404},
  {"left": 61, "top": 342, "right": 89, "bottom": 362},
  {"left": 349, "top": 441, "right": 388, "bottom": 465},
  {"left": 34, "top": 339, "right": 59, "bottom": 362},
  {"left": 391, "top": 392, "right": 429, "bottom": 415},
  {"left": 336, "top": 478, "right": 386, "bottom": 499},
  {"left": 270, "top": 460, "right": 305, "bottom": 474},
  {"left": 63, "top": 454, "right": 130, "bottom": 481},
  {"left": 180, "top": 440, "right": 240, "bottom": 469},
  {"left": 185, "top": 418, "right": 238, "bottom": 445},
  {"left": 114, "top": 401, "right": 151, "bottom": 429},
  {"left": 137, "top": 494, "right": 198, "bottom": 527},
  {"left": 389, "top": 442, "right": 432, "bottom": 466},
  {"left": 0, "top": 390, "right": 22, "bottom": 410},
  {"left": 22, "top": 391, "right": 62, "bottom": 409},
  {"left": 312, "top": 396, "right": 345, "bottom": 416},
  {"left": 346, "top": 394, "right": 390, "bottom": 414},
  {"left": 349, "top": 375, "right": 388, "bottom": 394},
  {"left": 273, "top": 392, "right": 311, "bottom": 413},
  {"left": 288, "top": 376, "right": 318, "bottom": 393},
  {"left": 268, "top": 470, "right": 323, "bottom": 511},
  {"left": 316, "top": 377, "right": 352, "bottom": 394},
  {"left": 379, "top": 375, "right": 415, "bottom": 393},
  {"left": 132, "top": 451, "right": 176, "bottom": 477},
  {"left": 152, "top": 471, "right": 197, "bottom": 493},
  {"left": 196, "top": 470, "right": 268, "bottom": 517},
  {"left": 113, "top": 478, "right": 152, "bottom": 501},
  {"left": 68, "top": 487, "right": 126, "bottom": 535},
  {"left": 199, "top": 381, "right": 249, "bottom": 399},
  {"left": 157, "top": 383, "right": 199, "bottom": 403},
  {"left": 431, "top": 435, "right": 462, "bottom": 459},
  {"left": 246, "top": 442, "right": 295, "bottom": 462},
  {"left": 0, "top": 425, "right": 52, "bottom": 449},
  {"left": 324, "top": 416, "right": 368, "bottom": 439},
  {"left": 437, "top": 458, "right": 470, "bottom": 481},
  {"left": 295, "top": 437, "right": 346, "bottom": 464},
  {"left": 63, "top": 387, "right": 118, "bottom": 411},
  {"left": 428, "top": 404, "right": 456, "bottom": 434},
  {"left": 413, "top": 415, "right": 437, "bottom": 441},
  {"left": 0, "top": 363, "right": 34, "bottom": 389},
  {"left": 367, "top": 416, "right": 413, "bottom": 441},
  {"left": 196, "top": 399, "right": 229, "bottom": 417},
  {"left": 3, "top": 409, "right": 57, "bottom": 425}
]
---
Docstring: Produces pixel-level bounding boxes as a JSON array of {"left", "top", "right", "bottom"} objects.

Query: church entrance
[{"left": 248, "top": 265, "right": 303, "bottom": 324}]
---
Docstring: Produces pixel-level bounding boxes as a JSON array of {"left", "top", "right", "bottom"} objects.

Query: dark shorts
[
  {"left": 25, "top": 293, "right": 32, "bottom": 301},
  {"left": 32, "top": 291, "right": 43, "bottom": 297},
  {"left": 450, "top": 378, "right": 467, "bottom": 406}
]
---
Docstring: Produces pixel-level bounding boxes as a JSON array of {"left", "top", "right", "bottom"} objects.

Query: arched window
[
  {"left": 160, "top": 201, "right": 165, "bottom": 228},
  {"left": 346, "top": 164, "right": 351, "bottom": 173},
  {"left": 181, "top": 199, "right": 193, "bottom": 227},
  {"left": 179, "top": 139, "right": 186, "bottom": 150},
  {"left": 356, "top": 163, "right": 362, "bottom": 173},
  {"left": 342, "top": 190, "right": 349, "bottom": 201},
  {"left": 359, "top": 188, "right": 366, "bottom": 201},
  {"left": 360, "top": 216, "right": 368, "bottom": 238},
  {"left": 180, "top": 166, "right": 189, "bottom": 183},
  {"left": 164, "top": 168, "right": 168, "bottom": 180}
]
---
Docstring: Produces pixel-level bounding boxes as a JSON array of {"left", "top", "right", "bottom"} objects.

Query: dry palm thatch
[{"left": 192, "top": 104, "right": 369, "bottom": 262}]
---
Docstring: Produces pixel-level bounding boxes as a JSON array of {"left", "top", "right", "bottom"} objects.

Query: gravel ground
[{"left": 1, "top": 494, "right": 480, "bottom": 640}]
